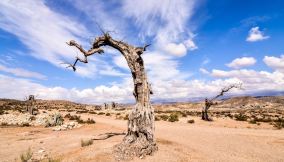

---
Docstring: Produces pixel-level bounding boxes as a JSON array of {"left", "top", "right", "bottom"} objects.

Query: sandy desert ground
[{"left": 1, "top": 113, "right": 284, "bottom": 162}]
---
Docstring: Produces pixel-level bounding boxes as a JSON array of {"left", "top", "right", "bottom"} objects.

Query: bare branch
[
  {"left": 92, "top": 132, "right": 126, "bottom": 140},
  {"left": 210, "top": 83, "right": 242, "bottom": 101},
  {"left": 136, "top": 44, "right": 151, "bottom": 55}
]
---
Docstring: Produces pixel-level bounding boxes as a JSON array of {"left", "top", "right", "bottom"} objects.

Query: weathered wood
[
  {"left": 202, "top": 83, "right": 242, "bottom": 121},
  {"left": 66, "top": 32, "right": 157, "bottom": 160}
]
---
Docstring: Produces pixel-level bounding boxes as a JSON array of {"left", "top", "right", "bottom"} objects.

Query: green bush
[
  {"left": 234, "top": 113, "right": 248, "bottom": 121},
  {"left": 168, "top": 113, "right": 179, "bottom": 122},
  {"left": 159, "top": 114, "right": 169, "bottom": 121}
]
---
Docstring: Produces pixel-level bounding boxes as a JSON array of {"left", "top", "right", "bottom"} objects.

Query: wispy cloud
[
  {"left": 0, "top": 64, "right": 47, "bottom": 80},
  {"left": 0, "top": 0, "right": 88, "bottom": 66},
  {"left": 121, "top": 0, "right": 198, "bottom": 56},
  {"left": 246, "top": 26, "right": 269, "bottom": 42}
]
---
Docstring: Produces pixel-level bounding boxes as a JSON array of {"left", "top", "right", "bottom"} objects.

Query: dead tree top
[
  {"left": 63, "top": 33, "right": 150, "bottom": 71},
  {"left": 209, "top": 83, "right": 243, "bottom": 102}
]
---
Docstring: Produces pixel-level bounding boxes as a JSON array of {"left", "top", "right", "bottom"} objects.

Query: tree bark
[{"left": 66, "top": 33, "right": 157, "bottom": 160}]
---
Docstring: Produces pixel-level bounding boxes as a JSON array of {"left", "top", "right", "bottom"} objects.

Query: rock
[
  {"left": 38, "top": 149, "right": 45, "bottom": 153},
  {"left": 52, "top": 126, "right": 61, "bottom": 131}
]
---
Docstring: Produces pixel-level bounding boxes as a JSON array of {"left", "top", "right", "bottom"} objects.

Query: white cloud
[
  {"left": 211, "top": 69, "right": 284, "bottom": 93},
  {"left": 0, "top": 74, "right": 133, "bottom": 104},
  {"left": 246, "top": 26, "right": 269, "bottom": 42},
  {"left": 122, "top": 0, "right": 198, "bottom": 56},
  {"left": 263, "top": 55, "right": 284, "bottom": 73},
  {"left": 164, "top": 43, "right": 187, "bottom": 57},
  {"left": 1, "top": 62, "right": 284, "bottom": 104},
  {"left": 0, "top": 64, "right": 46, "bottom": 80},
  {"left": 226, "top": 57, "right": 256, "bottom": 69}
]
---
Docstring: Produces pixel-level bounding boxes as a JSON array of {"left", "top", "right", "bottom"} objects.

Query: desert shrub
[
  {"left": 81, "top": 139, "right": 93, "bottom": 147},
  {"left": 248, "top": 120, "right": 257, "bottom": 124},
  {"left": 64, "top": 113, "right": 71, "bottom": 118},
  {"left": 89, "top": 111, "right": 97, "bottom": 114},
  {"left": 123, "top": 114, "right": 129, "bottom": 120},
  {"left": 85, "top": 118, "right": 96, "bottom": 124},
  {"left": 98, "top": 112, "right": 105, "bottom": 115},
  {"left": 21, "top": 123, "right": 30, "bottom": 127},
  {"left": 45, "top": 113, "right": 64, "bottom": 127},
  {"left": 272, "top": 119, "right": 284, "bottom": 129},
  {"left": 20, "top": 148, "right": 33, "bottom": 162},
  {"left": 168, "top": 113, "right": 179, "bottom": 122},
  {"left": 225, "top": 113, "right": 233, "bottom": 118},
  {"left": 159, "top": 114, "right": 169, "bottom": 121},
  {"left": 76, "top": 110, "right": 88, "bottom": 114},
  {"left": 181, "top": 112, "right": 187, "bottom": 117},
  {"left": 0, "top": 122, "right": 8, "bottom": 126},
  {"left": 116, "top": 113, "right": 121, "bottom": 116},
  {"left": 105, "top": 113, "right": 111, "bottom": 116},
  {"left": 234, "top": 113, "right": 248, "bottom": 121},
  {"left": 69, "top": 115, "right": 81, "bottom": 121},
  {"left": 187, "top": 119, "right": 195, "bottom": 124}
]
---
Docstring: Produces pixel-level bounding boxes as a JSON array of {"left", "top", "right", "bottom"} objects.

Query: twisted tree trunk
[{"left": 65, "top": 33, "right": 157, "bottom": 160}]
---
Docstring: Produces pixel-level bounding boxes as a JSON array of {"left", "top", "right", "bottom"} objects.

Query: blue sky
[{"left": 0, "top": 0, "right": 284, "bottom": 104}]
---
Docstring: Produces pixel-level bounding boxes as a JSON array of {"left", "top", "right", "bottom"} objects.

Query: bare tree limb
[
  {"left": 210, "top": 83, "right": 242, "bottom": 102},
  {"left": 92, "top": 132, "right": 126, "bottom": 140}
]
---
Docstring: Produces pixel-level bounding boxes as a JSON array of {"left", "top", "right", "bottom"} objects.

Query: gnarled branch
[
  {"left": 92, "top": 132, "right": 126, "bottom": 140},
  {"left": 210, "top": 83, "right": 242, "bottom": 102}
]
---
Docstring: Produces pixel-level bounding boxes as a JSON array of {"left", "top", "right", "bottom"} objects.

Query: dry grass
[
  {"left": 20, "top": 148, "right": 32, "bottom": 162},
  {"left": 81, "top": 139, "right": 93, "bottom": 147}
]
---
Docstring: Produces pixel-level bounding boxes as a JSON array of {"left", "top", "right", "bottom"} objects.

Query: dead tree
[
  {"left": 65, "top": 32, "right": 157, "bottom": 159},
  {"left": 202, "top": 83, "right": 242, "bottom": 121},
  {"left": 26, "top": 95, "right": 36, "bottom": 115}
]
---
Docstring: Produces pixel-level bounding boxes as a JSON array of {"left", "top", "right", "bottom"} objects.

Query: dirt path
[{"left": 0, "top": 115, "right": 284, "bottom": 162}]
